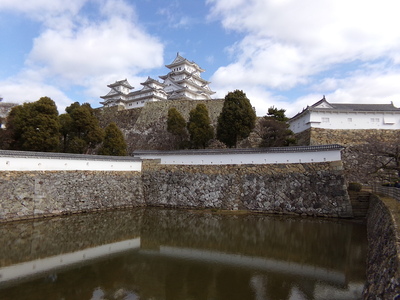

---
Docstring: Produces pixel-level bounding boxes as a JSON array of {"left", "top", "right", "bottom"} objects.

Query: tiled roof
[
  {"left": 327, "top": 103, "right": 400, "bottom": 111},
  {"left": 290, "top": 98, "right": 400, "bottom": 121},
  {"left": 133, "top": 144, "right": 344, "bottom": 156}
]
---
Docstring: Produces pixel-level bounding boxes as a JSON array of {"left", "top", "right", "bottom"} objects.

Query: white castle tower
[
  {"left": 159, "top": 53, "right": 215, "bottom": 101},
  {"left": 100, "top": 53, "right": 215, "bottom": 109}
]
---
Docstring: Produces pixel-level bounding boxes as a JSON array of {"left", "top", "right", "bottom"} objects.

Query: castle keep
[{"left": 100, "top": 53, "right": 215, "bottom": 110}]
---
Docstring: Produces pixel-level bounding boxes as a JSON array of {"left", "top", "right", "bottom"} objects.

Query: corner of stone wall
[
  {"left": 141, "top": 159, "right": 162, "bottom": 172},
  {"left": 294, "top": 128, "right": 312, "bottom": 146},
  {"left": 363, "top": 194, "right": 400, "bottom": 298},
  {"left": 329, "top": 160, "right": 343, "bottom": 171}
]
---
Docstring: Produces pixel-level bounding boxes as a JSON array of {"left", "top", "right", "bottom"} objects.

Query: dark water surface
[{"left": 0, "top": 208, "right": 367, "bottom": 300}]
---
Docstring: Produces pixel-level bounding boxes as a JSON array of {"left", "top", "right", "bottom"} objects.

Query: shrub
[{"left": 348, "top": 182, "right": 362, "bottom": 192}]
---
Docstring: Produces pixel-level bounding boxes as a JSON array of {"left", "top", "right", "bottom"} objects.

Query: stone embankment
[
  {"left": 0, "top": 158, "right": 352, "bottom": 221},
  {"left": 0, "top": 171, "right": 144, "bottom": 221},
  {"left": 96, "top": 99, "right": 225, "bottom": 151},
  {"left": 295, "top": 128, "right": 400, "bottom": 184},
  {"left": 141, "top": 160, "right": 352, "bottom": 218},
  {"left": 363, "top": 194, "right": 400, "bottom": 298},
  {"left": 295, "top": 128, "right": 399, "bottom": 147}
]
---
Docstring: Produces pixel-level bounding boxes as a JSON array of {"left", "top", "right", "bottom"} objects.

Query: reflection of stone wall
[
  {"left": 140, "top": 209, "right": 366, "bottom": 272},
  {"left": 363, "top": 195, "right": 400, "bottom": 298},
  {"left": 0, "top": 209, "right": 143, "bottom": 266},
  {"left": 0, "top": 207, "right": 367, "bottom": 300},
  {"left": 142, "top": 161, "right": 353, "bottom": 218},
  {"left": 0, "top": 171, "right": 144, "bottom": 221}
]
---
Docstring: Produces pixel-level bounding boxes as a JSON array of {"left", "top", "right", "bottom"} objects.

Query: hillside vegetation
[{"left": 96, "top": 99, "right": 225, "bottom": 152}]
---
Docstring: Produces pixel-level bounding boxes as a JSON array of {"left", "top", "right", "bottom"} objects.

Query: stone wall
[
  {"left": 141, "top": 160, "right": 353, "bottom": 218},
  {"left": 0, "top": 171, "right": 144, "bottom": 222},
  {"left": 0, "top": 159, "right": 352, "bottom": 222},
  {"left": 97, "top": 99, "right": 225, "bottom": 151},
  {"left": 295, "top": 128, "right": 400, "bottom": 147},
  {"left": 295, "top": 128, "right": 400, "bottom": 184},
  {"left": 363, "top": 194, "right": 400, "bottom": 299}
]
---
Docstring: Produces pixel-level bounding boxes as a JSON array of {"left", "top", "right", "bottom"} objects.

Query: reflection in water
[{"left": 0, "top": 208, "right": 367, "bottom": 300}]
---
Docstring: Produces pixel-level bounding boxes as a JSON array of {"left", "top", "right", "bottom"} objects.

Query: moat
[{"left": 0, "top": 208, "right": 367, "bottom": 300}]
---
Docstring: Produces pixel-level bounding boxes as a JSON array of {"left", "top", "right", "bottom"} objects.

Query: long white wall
[
  {"left": 0, "top": 156, "right": 142, "bottom": 171},
  {"left": 0, "top": 146, "right": 343, "bottom": 171},
  {"left": 134, "top": 146, "right": 342, "bottom": 165}
]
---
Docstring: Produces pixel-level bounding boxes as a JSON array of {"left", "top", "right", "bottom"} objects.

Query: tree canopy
[
  {"left": 216, "top": 90, "right": 256, "bottom": 147},
  {"left": 259, "top": 107, "right": 296, "bottom": 147},
  {"left": 59, "top": 102, "right": 104, "bottom": 153},
  {"left": 98, "top": 122, "right": 127, "bottom": 156},
  {"left": 6, "top": 97, "right": 60, "bottom": 152},
  {"left": 266, "top": 106, "right": 289, "bottom": 122},
  {"left": 187, "top": 103, "right": 214, "bottom": 149}
]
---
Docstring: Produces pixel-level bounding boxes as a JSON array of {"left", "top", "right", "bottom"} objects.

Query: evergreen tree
[
  {"left": 6, "top": 97, "right": 60, "bottom": 152},
  {"left": 216, "top": 90, "right": 256, "bottom": 147},
  {"left": 98, "top": 122, "right": 127, "bottom": 156},
  {"left": 167, "top": 107, "right": 187, "bottom": 136},
  {"left": 259, "top": 106, "right": 296, "bottom": 147},
  {"left": 167, "top": 107, "right": 189, "bottom": 149},
  {"left": 266, "top": 106, "right": 289, "bottom": 122},
  {"left": 59, "top": 113, "right": 73, "bottom": 153},
  {"left": 59, "top": 102, "right": 104, "bottom": 153},
  {"left": 187, "top": 104, "right": 214, "bottom": 149}
]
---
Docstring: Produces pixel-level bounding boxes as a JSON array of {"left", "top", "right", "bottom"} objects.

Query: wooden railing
[{"left": 372, "top": 184, "right": 400, "bottom": 202}]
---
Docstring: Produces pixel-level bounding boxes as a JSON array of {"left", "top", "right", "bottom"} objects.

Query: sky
[{"left": 1, "top": 0, "right": 400, "bottom": 117}]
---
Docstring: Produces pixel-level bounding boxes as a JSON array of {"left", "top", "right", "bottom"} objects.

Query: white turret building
[
  {"left": 289, "top": 97, "right": 400, "bottom": 134},
  {"left": 100, "top": 53, "right": 215, "bottom": 109}
]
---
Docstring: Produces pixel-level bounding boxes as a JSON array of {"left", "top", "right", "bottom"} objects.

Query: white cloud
[
  {"left": 0, "top": 0, "right": 86, "bottom": 25},
  {"left": 0, "top": 0, "right": 85, "bottom": 14},
  {"left": 208, "top": 0, "right": 400, "bottom": 89},
  {"left": 320, "top": 71, "right": 400, "bottom": 105},
  {"left": 208, "top": 0, "right": 400, "bottom": 60},
  {"left": 207, "top": 0, "right": 400, "bottom": 117},
  {"left": 284, "top": 69, "right": 400, "bottom": 118},
  {"left": 0, "top": 76, "right": 73, "bottom": 113},
  {"left": 0, "top": 0, "right": 165, "bottom": 110},
  {"left": 28, "top": 17, "right": 164, "bottom": 84}
]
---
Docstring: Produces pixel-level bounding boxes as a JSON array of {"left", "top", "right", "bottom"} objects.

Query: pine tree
[
  {"left": 266, "top": 106, "right": 289, "bottom": 122},
  {"left": 216, "top": 90, "right": 256, "bottom": 147},
  {"left": 187, "top": 104, "right": 214, "bottom": 149},
  {"left": 259, "top": 106, "right": 296, "bottom": 147},
  {"left": 98, "top": 122, "right": 127, "bottom": 156}
]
